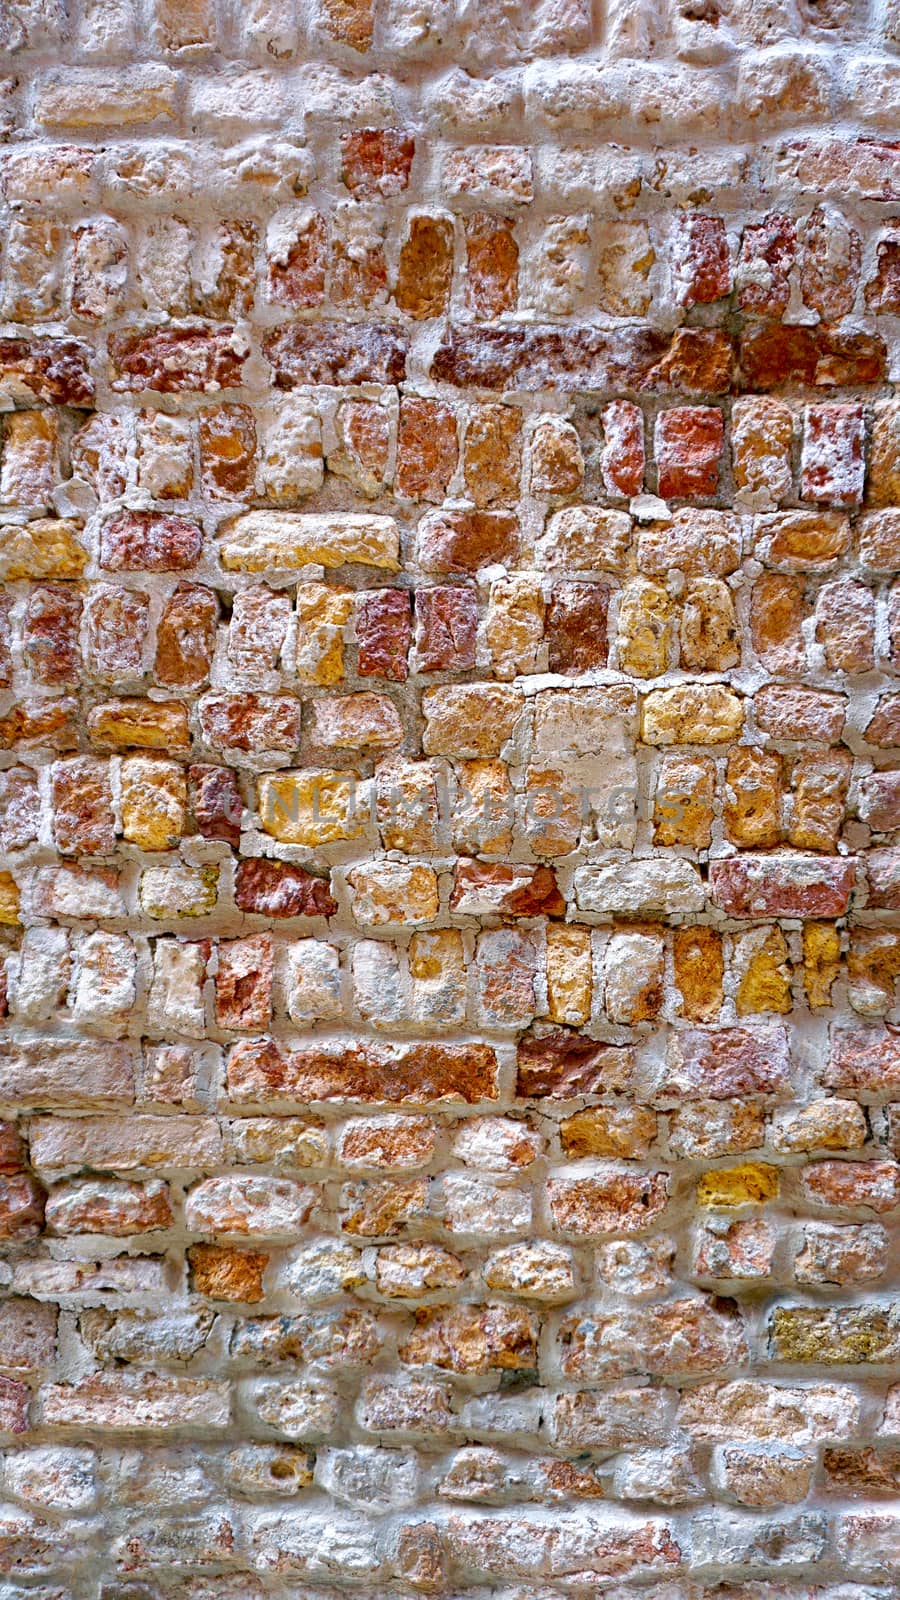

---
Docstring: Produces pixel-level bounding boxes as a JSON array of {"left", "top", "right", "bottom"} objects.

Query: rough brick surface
[{"left": 0, "top": 5, "right": 899, "bottom": 1596}]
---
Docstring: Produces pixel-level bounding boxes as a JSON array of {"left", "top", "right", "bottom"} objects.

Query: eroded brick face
[{"left": 1, "top": 6, "right": 900, "bottom": 1597}]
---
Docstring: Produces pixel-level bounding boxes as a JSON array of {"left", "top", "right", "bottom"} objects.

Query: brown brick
[
  {"left": 341, "top": 128, "right": 414, "bottom": 197},
  {"left": 465, "top": 213, "right": 518, "bottom": 318},
  {"left": 395, "top": 215, "right": 453, "bottom": 320},
  {"left": 397, "top": 399, "right": 458, "bottom": 502},
  {"left": 109, "top": 325, "right": 247, "bottom": 392}
]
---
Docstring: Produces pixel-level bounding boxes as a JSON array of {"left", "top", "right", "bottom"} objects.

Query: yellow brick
[
  {"left": 259, "top": 769, "right": 367, "bottom": 847},
  {"left": 546, "top": 924, "right": 592, "bottom": 1026},
  {"left": 218, "top": 511, "right": 399, "bottom": 572},
  {"left": 803, "top": 922, "right": 841, "bottom": 1009},
  {"left": 139, "top": 864, "right": 219, "bottom": 919},
  {"left": 735, "top": 928, "right": 792, "bottom": 1016},
  {"left": 485, "top": 575, "right": 544, "bottom": 679},
  {"left": 0, "top": 519, "right": 86, "bottom": 580},
  {"left": 35, "top": 66, "right": 179, "bottom": 128},
  {"left": 641, "top": 684, "right": 744, "bottom": 745},
  {"left": 296, "top": 583, "right": 353, "bottom": 687},
  {"left": 617, "top": 579, "right": 671, "bottom": 678},
  {"left": 120, "top": 758, "right": 187, "bottom": 851},
  {"left": 697, "top": 1163, "right": 780, "bottom": 1208},
  {"left": 88, "top": 700, "right": 190, "bottom": 751},
  {"left": 0, "top": 872, "right": 20, "bottom": 926}
]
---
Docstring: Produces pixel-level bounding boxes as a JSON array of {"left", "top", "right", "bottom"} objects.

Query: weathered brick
[
  {"left": 227, "top": 1038, "right": 499, "bottom": 1105},
  {"left": 2, "top": 21, "right": 898, "bottom": 1587},
  {"left": 710, "top": 854, "right": 856, "bottom": 918},
  {"left": 109, "top": 325, "right": 247, "bottom": 392},
  {"left": 655, "top": 406, "right": 724, "bottom": 499},
  {"left": 100, "top": 511, "right": 202, "bottom": 573}
]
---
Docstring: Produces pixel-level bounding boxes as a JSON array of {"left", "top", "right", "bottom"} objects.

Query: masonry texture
[{"left": 1, "top": 0, "right": 900, "bottom": 1594}]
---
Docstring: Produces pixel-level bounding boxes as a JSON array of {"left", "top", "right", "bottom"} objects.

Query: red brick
[
  {"left": 754, "top": 684, "right": 846, "bottom": 743},
  {"left": 414, "top": 587, "right": 478, "bottom": 671},
  {"left": 661, "top": 1025, "right": 792, "bottom": 1101},
  {"left": 100, "top": 511, "right": 202, "bottom": 573},
  {"left": 827, "top": 1028, "right": 900, "bottom": 1093},
  {"left": 738, "top": 214, "right": 796, "bottom": 316},
  {"left": 215, "top": 934, "right": 274, "bottom": 1031},
  {"left": 449, "top": 861, "right": 565, "bottom": 917},
  {"left": 51, "top": 757, "right": 115, "bottom": 855},
  {"left": 672, "top": 214, "right": 731, "bottom": 307},
  {"left": 0, "top": 1123, "right": 25, "bottom": 1176},
  {"left": 199, "top": 692, "right": 301, "bottom": 753},
  {"left": 264, "top": 323, "right": 407, "bottom": 388},
  {"left": 431, "top": 323, "right": 670, "bottom": 392},
  {"left": 0, "top": 335, "right": 94, "bottom": 405},
  {"left": 189, "top": 764, "right": 243, "bottom": 846},
  {"left": 23, "top": 583, "right": 82, "bottom": 685},
  {"left": 0, "top": 1175, "right": 45, "bottom": 1240},
  {"left": 655, "top": 407, "right": 723, "bottom": 499},
  {"left": 710, "top": 855, "right": 856, "bottom": 919},
  {"left": 109, "top": 325, "right": 247, "bottom": 392},
  {"left": 154, "top": 584, "right": 218, "bottom": 688},
  {"left": 465, "top": 213, "right": 519, "bottom": 318},
  {"left": 341, "top": 128, "right": 414, "bottom": 197},
  {"left": 356, "top": 590, "right": 412, "bottom": 682},
  {"left": 546, "top": 582, "right": 608, "bottom": 673},
  {"left": 417, "top": 510, "right": 520, "bottom": 574},
  {"left": 234, "top": 858, "right": 337, "bottom": 918},
  {"left": 267, "top": 212, "right": 326, "bottom": 309},
  {"left": 226, "top": 1038, "right": 500, "bottom": 1105},
  {"left": 740, "top": 323, "right": 885, "bottom": 389},
  {"left": 397, "top": 399, "right": 458, "bottom": 502},
  {"left": 516, "top": 1031, "right": 634, "bottom": 1099},
  {"left": 647, "top": 328, "right": 734, "bottom": 395}
]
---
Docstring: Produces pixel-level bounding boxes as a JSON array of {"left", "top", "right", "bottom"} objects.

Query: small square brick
[{"left": 341, "top": 128, "right": 415, "bottom": 197}]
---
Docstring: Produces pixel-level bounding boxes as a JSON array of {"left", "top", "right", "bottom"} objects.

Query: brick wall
[{"left": 0, "top": 0, "right": 899, "bottom": 1593}]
